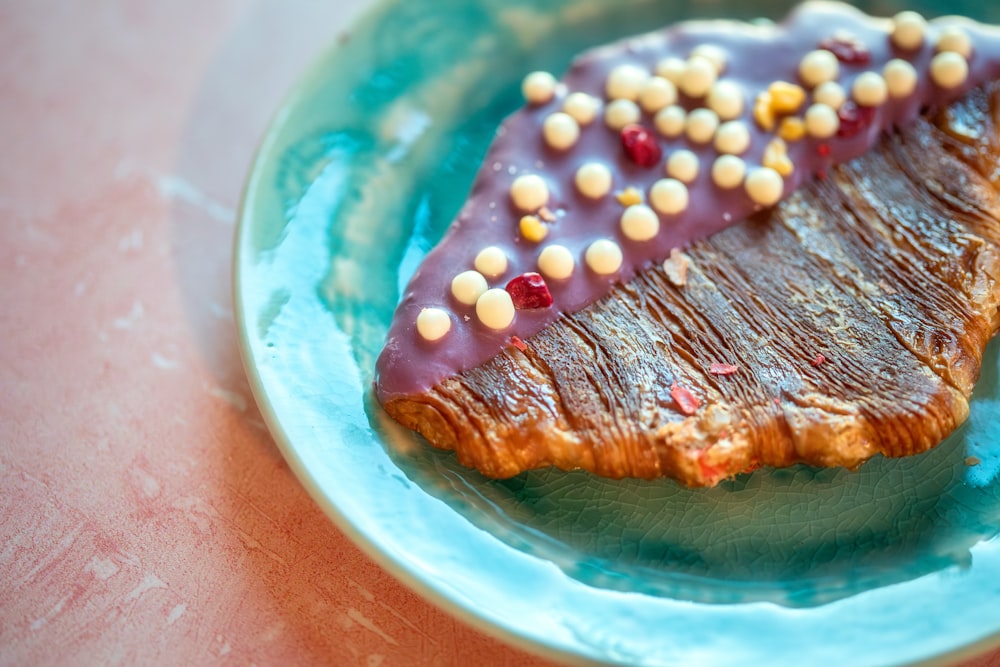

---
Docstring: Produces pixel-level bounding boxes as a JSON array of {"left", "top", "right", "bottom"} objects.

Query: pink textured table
[{"left": 1, "top": 2, "right": 998, "bottom": 665}]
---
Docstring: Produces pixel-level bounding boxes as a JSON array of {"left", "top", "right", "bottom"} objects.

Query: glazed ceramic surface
[{"left": 234, "top": 0, "right": 1000, "bottom": 664}]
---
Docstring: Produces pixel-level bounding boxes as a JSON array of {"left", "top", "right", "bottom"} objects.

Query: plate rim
[{"left": 232, "top": 1, "right": 1000, "bottom": 665}]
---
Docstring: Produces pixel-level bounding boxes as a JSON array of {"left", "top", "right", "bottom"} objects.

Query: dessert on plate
[{"left": 375, "top": 2, "right": 1000, "bottom": 486}]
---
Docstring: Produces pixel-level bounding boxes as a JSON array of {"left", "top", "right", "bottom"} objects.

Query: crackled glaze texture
[{"left": 235, "top": 0, "right": 1000, "bottom": 665}]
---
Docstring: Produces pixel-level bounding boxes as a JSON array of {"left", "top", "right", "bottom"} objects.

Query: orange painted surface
[{"left": 0, "top": 2, "right": 997, "bottom": 665}]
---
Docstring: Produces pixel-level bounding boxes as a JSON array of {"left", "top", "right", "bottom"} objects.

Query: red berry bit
[
  {"left": 811, "top": 354, "right": 827, "bottom": 367},
  {"left": 819, "top": 35, "right": 871, "bottom": 65},
  {"left": 620, "top": 124, "right": 662, "bottom": 167},
  {"left": 505, "top": 272, "right": 553, "bottom": 309},
  {"left": 670, "top": 382, "right": 701, "bottom": 416},
  {"left": 510, "top": 335, "right": 528, "bottom": 352},
  {"left": 709, "top": 363, "right": 739, "bottom": 376},
  {"left": 836, "top": 101, "right": 876, "bottom": 138}
]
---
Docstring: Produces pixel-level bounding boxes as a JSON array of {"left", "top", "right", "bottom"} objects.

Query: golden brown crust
[{"left": 384, "top": 85, "right": 1000, "bottom": 487}]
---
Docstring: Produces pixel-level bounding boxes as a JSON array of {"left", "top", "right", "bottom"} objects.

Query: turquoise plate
[{"left": 234, "top": 0, "right": 1000, "bottom": 664}]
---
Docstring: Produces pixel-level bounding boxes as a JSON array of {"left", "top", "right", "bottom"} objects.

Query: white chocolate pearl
[
  {"left": 510, "top": 174, "right": 549, "bottom": 211},
  {"left": 654, "top": 105, "right": 686, "bottom": 138},
  {"left": 666, "top": 150, "right": 699, "bottom": 183},
  {"left": 563, "top": 92, "right": 600, "bottom": 125},
  {"left": 638, "top": 76, "right": 678, "bottom": 113},
  {"left": 711, "top": 155, "right": 746, "bottom": 189},
  {"left": 655, "top": 56, "right": 686, "bottom": 84},
  {"left": 575, "top": 162, "right": 613, "bottom": 199},
  {"left": 706, "top": 80, "right": 744, "bottom": 120},
  {"left": 931, "top": 51, "right": 969, "bottom": 88},
  {"left": 606, "top": 63, "right": 649, "bottom": 101},
  {"left": 475, "top": 246, "right": 507, "bottom": 277},
  {"left": 620, "top": 204, "right": 660, "bottom": 241},
  {"left": 543, "top": 112, "right": 580, "bottom": 150},
  {"left": 883, "top": 59, "right": 918, "bottom": 98},
  {"left": 522, "top": 71, "right": 557, "bottom": 104},
  {"left": 649, "top": 179, "right": 689, "bottom": 215},
  {"left": 744, "top": 167, "right": 784, "bottom": 206},
  {"left": 892, "top": 11, "right": 927, "bottom": 51},
  {"left": 690, "top": 44, "right": 727, "bottom": 75},
  {"left": 799, "top": 49, "right": 839, "bottom": 88},
  {"left": 804, "top": 103, "right": 840, "bottom": 139},
  {"left": 685, "top": 107, "right": 719, "bottom": 144},
  {"left": 680, "top": 56, "right": 717, "bottom": 98},
  {"left": 604, "top": 98, "right": 641, "bottom": 130},
  {"left": 538, "top": 244, "right": 574, "bottom": 280},
  {"left": 937, "top": 26, "right": 973, "bottom": 58},
  {"left": 585, "top": 239, "right": 623, "bottom": 274},
  {"left": 713, "top": 120, "right": 751, "bottom": 155},
  {"left": 852, "top": 72, "right": 888, "bottom": 107},
  {"left": 451, "top": 270, "right": 488, "bottom": 305},
  {"left": 476, "top": 289, "right": 515, "bottom": 330},
  {"left": 813, "top": 80, "right": 846, "bottom": 110},
  {"left": 416, "top": 307, "right": 451, "bottom": 341}
]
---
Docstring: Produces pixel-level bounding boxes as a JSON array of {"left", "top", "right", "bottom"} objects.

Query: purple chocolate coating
[{"left": 376, "top": 1, "right": 1000, "bottom": 402}]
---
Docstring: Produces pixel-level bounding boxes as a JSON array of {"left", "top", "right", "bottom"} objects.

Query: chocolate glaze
[{"left": 375, "top": 1, "right": 1000, "bottom": 402}]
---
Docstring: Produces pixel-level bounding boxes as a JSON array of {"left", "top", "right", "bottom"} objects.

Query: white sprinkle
[
  {"left": 638, "top": 76, "right": 678, "bottom": 113},
  {"left": 654, "top": 105, "right": 686, "bottom": 138},
  {"left": 685, "top": 107, "right": 719, "bottom": 144},
  {"left": 510, "top": 174, "right": 549, "bottom": 211},
  {"left": 852, "top": 71, "right": 888, "bottom": 107},
  {"left": 937, "top": 26, "right": 973, "bottom": 58},
  {"left": 538, "top": 244, "right": 575, "bottom": 280},
  {"left": 892, "top": 11, "right": 927, "bottom": 51},
  {"left": 575, "top": 162, "right": 613, "bottom": 199},
  {"left": 585, "top": 239, "right": 623, "bottom": 275},
  {"left": 706, "top": 80, "right": 744, "bottom": 120},
  {"left": 799, "top": 49, "right": 839, "bottom": 88},
  {"left": 744, "top": 167, "right": 784, "bottom": 206},
  {"left": 563, "top": 92, "right": 600, "bottom": 125},
  {"left": 604, "top": 98, "right": 641, "bottom": 130},
  {"left": 713, "top": 120, "right": 751, "bottom": 155},
  {"left": 680, "top": 56, "right": 717, "bottom": 98},
  {"left": 690, "top": 44, "right": 727, "bottom": 75},
  {"left": 475, "top": 246, "right": 508, "bottom": 277},
  {"left": 620, "top": 204, "right": 660, "bottom": 241},
  {"left": 813, "top": 80, "right": 846, "bottom": 110},
  {"left": 649, "top": 179, "right": 689, "bottom": 215},
  {"left": 476, "top": 289, "right": 515, "bottom": 329},
  {"left": 883, "top": 59, "right": 918, "bottom": 98},
  {"left": 416, "top": 308, "right": 451, "bottom": 341},
  {"left": 666, "top": 150, "right": 699, "bottom": 183},
  {"left": 522, "top": 71, "right": 557, "bottom": 104},
  {"left": 804, "top": 103, "right": 839, "bottom": 139},
  {"left": 655, "top": 56, "right": 687, "bottom": 84},
  {"left": 930, "top": 51, "right": 969, "bottom": 88},
  {"left": 543, "top": 112, "right": 580, "bottom": 150},
  {"left": 711, "top": 155, "right": 746, "bottom": 189},
  {"left": 451, "top": 270, "right": 488, "bottom": 305},
  {"left": 605, "top": 64, "right": 649, "bottom": 101}
]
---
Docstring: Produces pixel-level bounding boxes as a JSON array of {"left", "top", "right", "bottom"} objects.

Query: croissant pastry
[{"left": 375, "top": 2, "right": 1000, "bottom": 486}]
